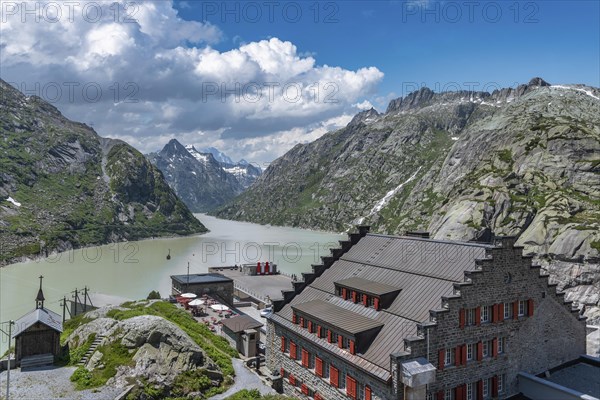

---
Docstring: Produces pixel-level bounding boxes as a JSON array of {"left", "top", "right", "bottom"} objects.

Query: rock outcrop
[{"left": 68, "top": 311, "right": 221, "bottom": 389}]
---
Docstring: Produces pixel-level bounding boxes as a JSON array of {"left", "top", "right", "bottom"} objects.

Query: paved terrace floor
[{"left": 211, "top": 267, "right": 294, "bottom": 302}]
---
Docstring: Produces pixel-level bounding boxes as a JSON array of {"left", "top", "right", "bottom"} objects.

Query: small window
[
  {"left": 481, "top": 305, "right": 491, "bottom": 323},
  {"left": 466, "top": 383, "right": 474, "bottom": 400},
  {"left": 498, "top": 337, "right": 505, "bottom": 354},
  {"left": 503, "top": 302, "right": 512, "bottom": 319},
  {"left": 483, "top": 378, "right": 490, "bottom": 398},
  {"left": 444, "top": 348, "right": 454, "bottom": 366},
  {"left": 518, "top": 300, "right": 527, "bottom": 316},
  {"left": 466, "top": 343, "right": 474, "bottom": 361},
  {"left": 498, "top": 374, "right": 506, "bottom": 392},
  {"left": 426, "top": 392, "right": 434, "bottom": 400},
  {"left": 444, "top": 388, "right": 454, "bottom": 400},
  {"left": 466, "top": 308, "right": 476, "bottom": 326},
  {"left": 482, "top": 341, "right": 491, "bottom": 358}
]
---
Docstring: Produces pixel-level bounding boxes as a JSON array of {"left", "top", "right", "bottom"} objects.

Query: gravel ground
[
  {"left": 0, "top": 366, "right": 124, "bottom": 400},
  {"left": 209, "top": 359, "right": 275, "bottom": 400}
]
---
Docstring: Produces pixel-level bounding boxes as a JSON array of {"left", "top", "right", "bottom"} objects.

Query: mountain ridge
[
  {"left": 214, "top": 78, "right": 600, "bottom": 320},
  {"left": 0, "top": 79, "right": 207, "bottom": 266}
]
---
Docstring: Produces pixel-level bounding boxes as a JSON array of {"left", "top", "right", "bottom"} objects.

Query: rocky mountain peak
[
  {"left": 163, "top": 138, "right": 189, "bottom": 156},
  {"left": 528, "top": 77, "right": 551, "bottom": 87},
  {"left": 348, "top": 107, "right": 380, "bottom": 126}
]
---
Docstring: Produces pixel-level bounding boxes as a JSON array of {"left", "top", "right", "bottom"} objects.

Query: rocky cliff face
[
  {"left": 0, "top": 80, "right": 206, "bottom": 265},
  {"left": 147, "top": 139, "right": 245, "bottom": 212},
  {"left": 215, "top": 78, "right": 600, "bottom": 321}
]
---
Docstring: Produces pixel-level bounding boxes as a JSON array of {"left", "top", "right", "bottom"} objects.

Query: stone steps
[
  {"left": 20, "top": 353, "right": 54, "bottom": 369},
  {"left": 77, "top": 335, "right": 105, "bottom": 366}
]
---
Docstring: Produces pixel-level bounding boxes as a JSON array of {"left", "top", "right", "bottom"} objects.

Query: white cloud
[
  {"left": 0, "top": 0, "right": 383, "bottom": 163},
  {"left": 354, "top": 100, "right": 374, "bottom": 110}
]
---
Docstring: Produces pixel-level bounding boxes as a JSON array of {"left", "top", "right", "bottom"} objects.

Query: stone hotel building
[{"left": 266, "top": 227, "right": 587, "bottom": 400}]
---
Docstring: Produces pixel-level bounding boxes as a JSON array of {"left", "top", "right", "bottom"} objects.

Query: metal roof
[
  {"left": 274, "top": 233, "right": 489, "bottom": 372},
  {"left": 334, "top": 276, "right": 400, "bottom": 296},
  {"left": 221, "top": 315, "right": 263, "bottom": 333},
  {"left": 292, "top": 299, "right": 383, "bottom": 335},
  {"left": 171, "top": 273, "right": 233, "bottom": 285},
  {"left": 12, "top": 308, "right": 63, "bottom": 337}
]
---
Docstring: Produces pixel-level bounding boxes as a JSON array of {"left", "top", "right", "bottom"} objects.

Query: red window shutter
[
  {"left": 475, "top": 306, "right": 481, "bottom": 326},
  {"left": 315, "top": 357, "right": 323, "bottom": 377},
  {"left": 292, "top": 313, "right": 297, "bottom": 324},
  {"left": 499, "top": 303, "right": 504, "bottom": 321},
  {"left": 477, "top": 380, "right": 483, "bottom": 400},
  {"left": 347, "top": 376, "right": 357, "bottom": 399},
  {"left": 281, "top": 337, "right": 286, "bottom": 352},
  {"left": 350, "top": 340, "right": 356, "bottom": 355},
  {"left": 317, "top": 325, "right": 322, "bottom": 337},
  {"left": 528, "top": 298, "right": 534, "bottom": 316},
  {"left": 461, "top": 345, "right": 467, "bottom": 366},
  {"left": 438, "top": 348, "right": 445, "bottom": 370},
  {"left": 300, "top": 317, "right": 304, "bottom": 327},
  {"left": 374, "top": 297, "right": 380, "bottom": 310},
  {"left": 476, "top": 342, "right": 483, "bottom": 361},
  {"left": 352, "top": 291, "right": 358, "bottom": 303},
  {"left": 308, "top": 320, "right": 313, "bottom": 332},
  {"left": 290, "top": 342, "right": 297, "bottom": 360},
  {"left": 455, "top": 346, "right": 461, "bottom": 367},
  {"left": 302, "top": 348, "right": 309, "bottom": 367},
  {"left": 315, "top": 394, "right": 323, "bottom": 400},
  {"left": 363, "top": 294, "right": 368, "bottom": 306},
  {"left": 280, "top": 367, "right": 285, "bottom": 377},
  {"left": 437, "top": 391, "right": 444, "bottom": 400},
  {"left": 342, "top": 288, "right": 347, "bottom": 299},
  {"left": 459, "top": 308, "right": 466, "bottom": 329},
  {"left": 461, "top": 384, "right": 468, "bottom": 400},
  {"left": 289, "top": 374, "right": 296, "bottom": 386},
  {"left": 301, "top": 383, "right": 309, "bottom": 395},
  {"left": 492, "top": 304, "right": 498, "bottom": 323},
  {"left": 365, "top": 385, "right": 372, "bottom": 400},
  {"left": 513, "top": 301, "right": 519, "bottom": 320},
  {"left": 492, "top": 376, "right": 499, "bottom": 397},
  {"left": 330, "top": 365, "right": 339, "bottom": 388},
  {"left": 338, "top": 335, "right": 344, "bottom": 348},
  {"left": 327, "top": 330, "right": 332, "bottom": 343},
  {"left": 455, "top": 385, "right": 463, "bottom": 400},
  {"left": 492, "top": 338, "right": 498, "bottom": 358}
]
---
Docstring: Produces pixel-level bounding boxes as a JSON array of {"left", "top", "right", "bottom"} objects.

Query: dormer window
[
  {"left": 334, "top": 277, "right": 401, "bottom": 311},
  {"left": 291, "top": 299, "right": 383, "bottom": 356}
]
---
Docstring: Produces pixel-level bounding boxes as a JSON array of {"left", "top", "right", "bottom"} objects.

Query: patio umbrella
[
  {"left": 210, "top": 304, "right": 230, "bottom": 311},
  {"left": 188, "top": 299, "right": 203, "bottom": 306},
  {"left": 180, "top": 293, "right": 197, "bottom": 298}
]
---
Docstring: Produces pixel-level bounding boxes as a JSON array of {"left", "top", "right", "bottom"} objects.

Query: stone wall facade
[{"left": 400, "top": 237, "right": 586, "bottom": 399}]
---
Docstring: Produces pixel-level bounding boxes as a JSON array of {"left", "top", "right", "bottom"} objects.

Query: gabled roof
[
  {"left": 221, "top": 315, "right": 263, "bottom": 333},
  {"left": 335, "top": 277, "right": 400, "bottom": 296},
  {"left": 292, "top": 299, "right": 383, "bottom": 335},
  {"left": 12, "top": 308, "right": 63, "bottom": 337},
  {"left": 273, "top": 233, "right": 490, "bottom": 372}
]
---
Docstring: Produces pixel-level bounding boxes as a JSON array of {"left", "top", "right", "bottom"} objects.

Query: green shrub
[
  {"left": 147, "top": 290, "right": 161, "bottom": 300},
  {"left": 171, "top": 370, "right": 213, "bottom": 397}
]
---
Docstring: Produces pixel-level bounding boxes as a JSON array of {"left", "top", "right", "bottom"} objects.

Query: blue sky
[
  {"left": 177, "top": 0, "right": 600, "bottom": 101},
  {"left": 1, "top": 0, "right": 598, "bottom": 163}
]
